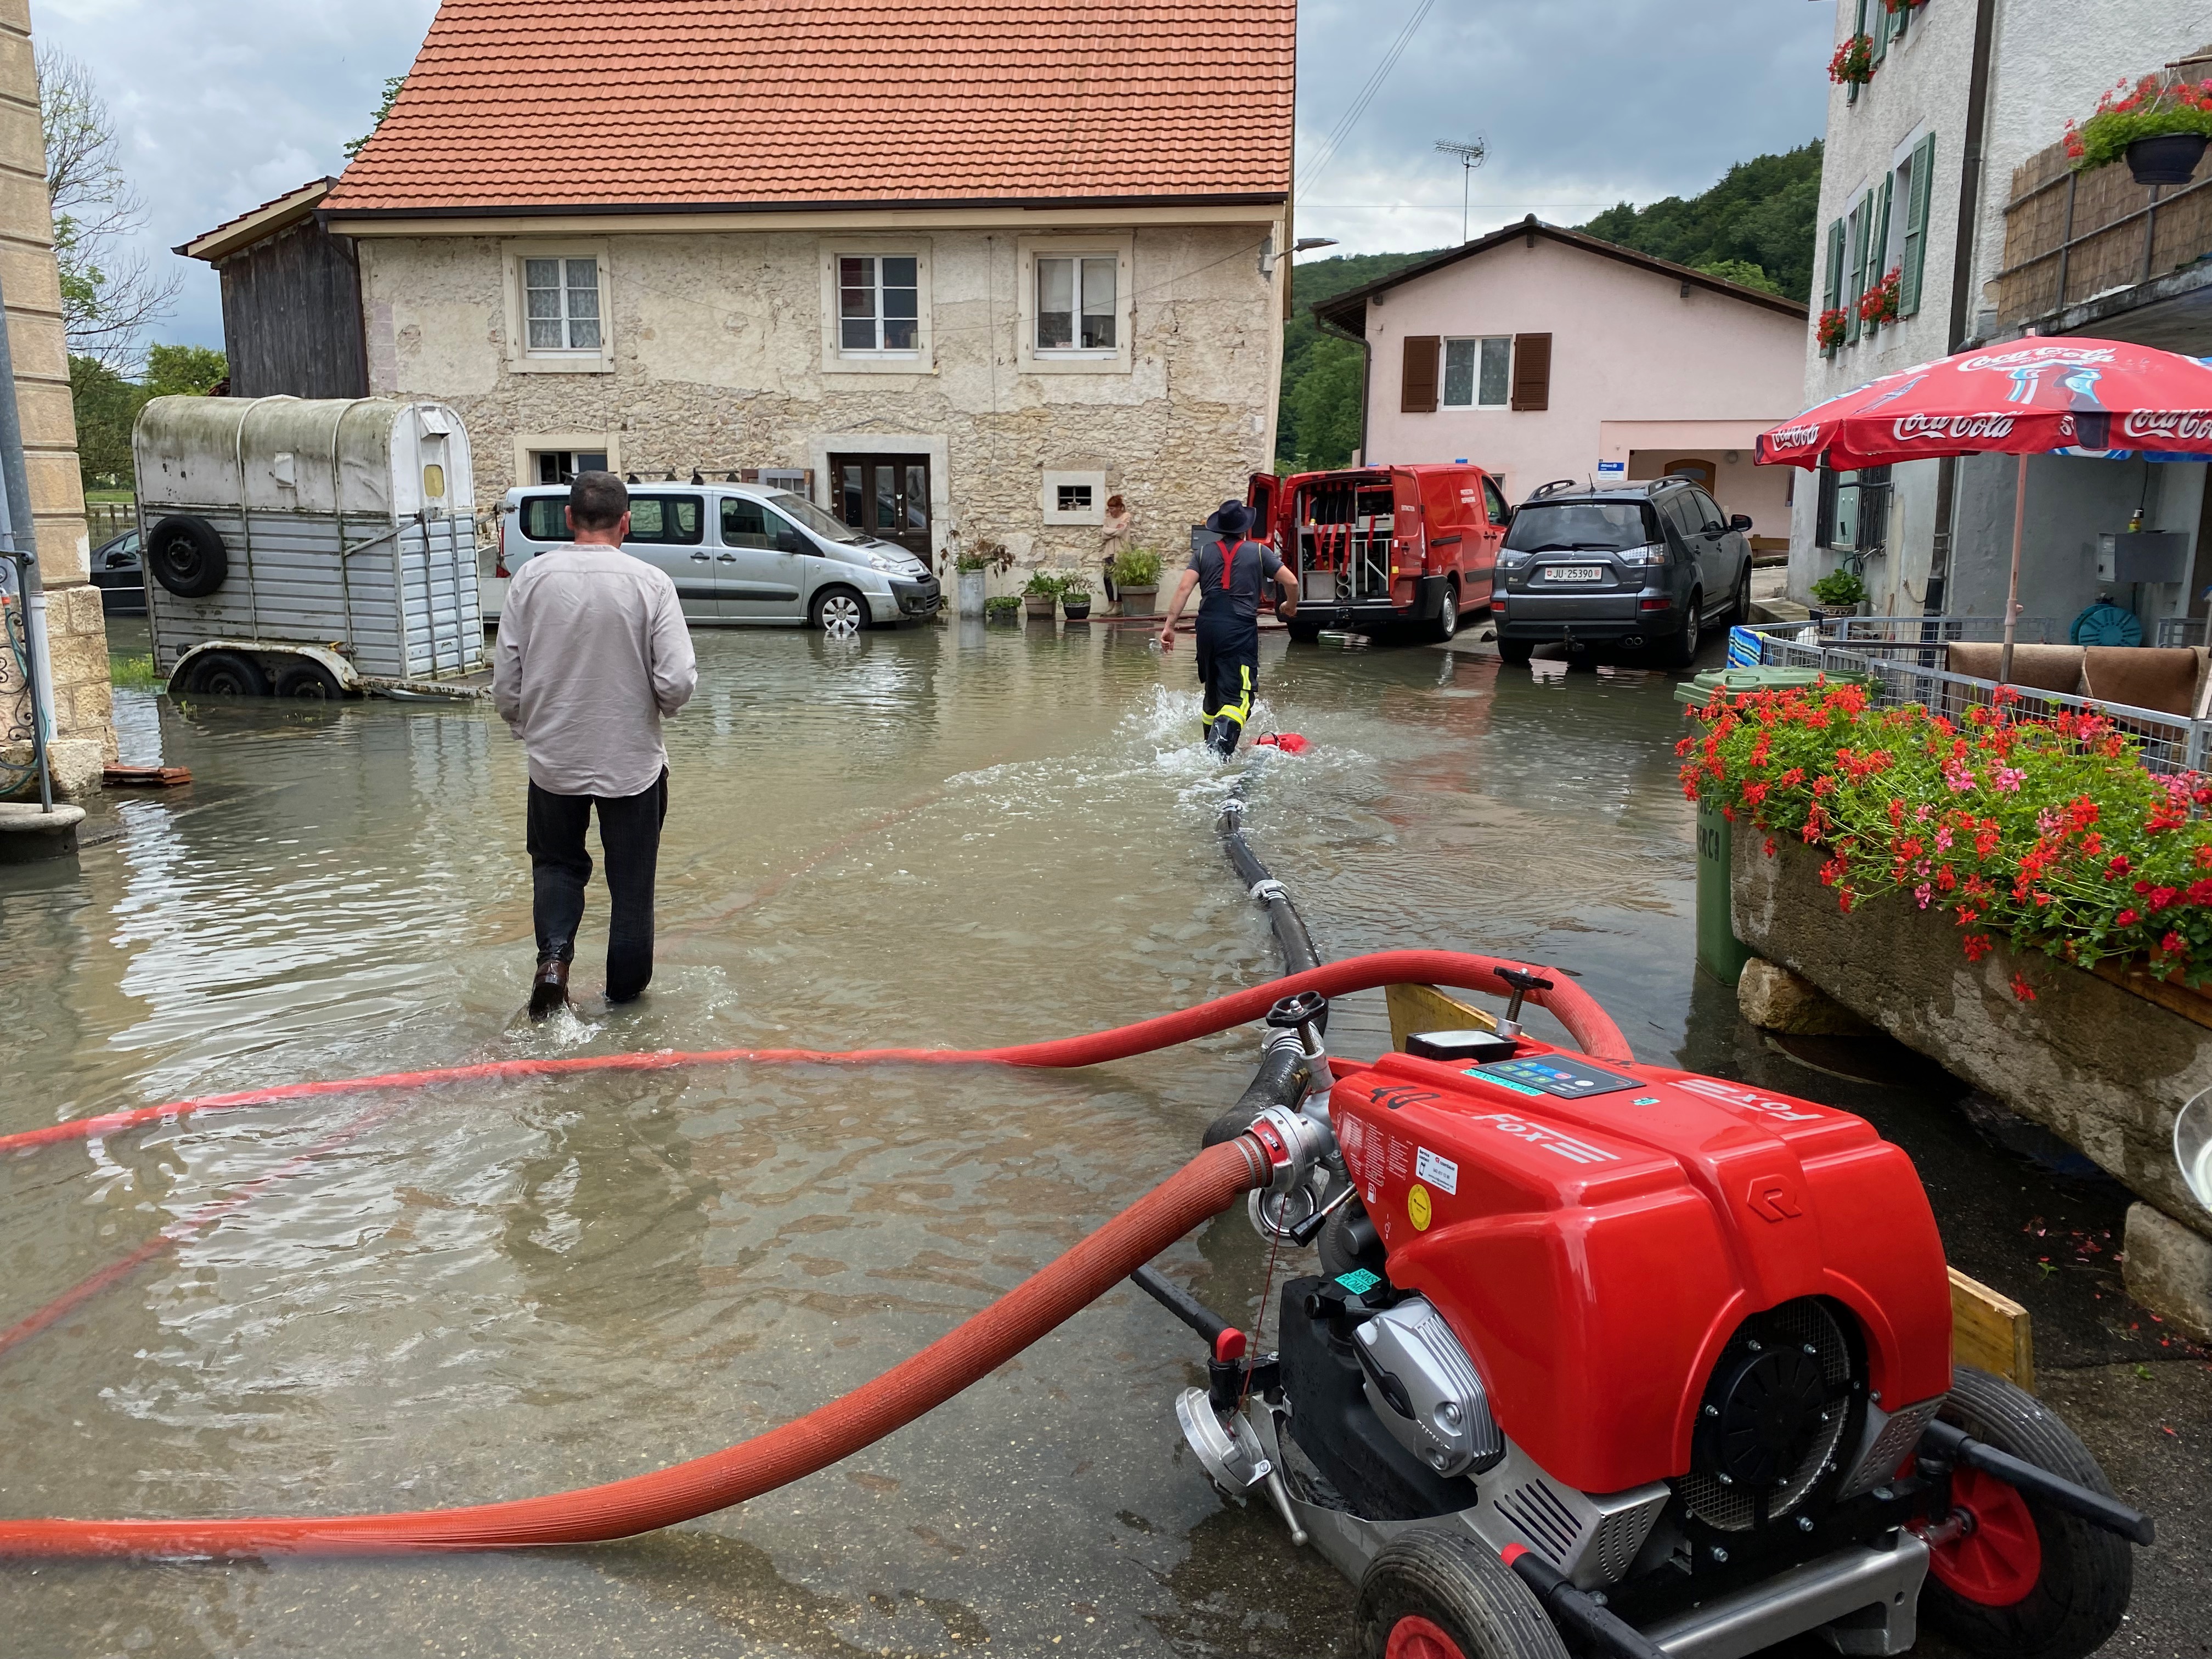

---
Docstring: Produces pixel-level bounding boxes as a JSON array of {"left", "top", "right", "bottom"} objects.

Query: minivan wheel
[
  {"left": 1427, "top": 583, "right": 1460, "bottom": 643},
  {"left": 811, "top": 587, "right": 868, "bottom": 636}
]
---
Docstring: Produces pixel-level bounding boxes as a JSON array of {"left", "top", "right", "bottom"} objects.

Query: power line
[{"left": 1294, "top": 0, "right": 1438, "bottom": 203}]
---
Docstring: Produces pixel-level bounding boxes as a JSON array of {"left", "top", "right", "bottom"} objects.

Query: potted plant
[
  {"left": 953, "top": 539, "right": 1012, "bottom": 618},
  {"left": 1856, "top": 268, "right": 1901, "bottom": 331},
  {"left": 1061, "top": 583, "right": 1092, "bottom": 622},
  {"left": 2066, "top": 74, "right": 2212, "bottom": 186},
  {"left": 1808, "top": 568, "right": 1868, "bottom": 622},
  {"left": 1022, "top": 570, "right": 1064, "bottom": 619},
  {"left": 1816, "top": 307, "right": 1848, "bottom": 354},
  {"left": 1111, "top": 547, "right": 1164, "bottom": 617},
  {"left": 983, "top": 594, "right": 1020, "bottom": 623},
  {"left": 1827, "top": 33, "right": 1875, "bottom": 87}
]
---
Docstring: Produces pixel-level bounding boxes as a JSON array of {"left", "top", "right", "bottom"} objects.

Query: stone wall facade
[
  {"left": 0, "top": 0, "right": 110, "bottom": 794},
  {"left": 354, "top": 218, "right": 1285, "bottom": 584}
]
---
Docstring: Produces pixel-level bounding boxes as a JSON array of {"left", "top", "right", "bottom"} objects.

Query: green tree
[
  {"left": 142, "top": 344, "right": 227, "bottom": 398},
  {"left": 1277, "top": 247, "right": 1442, "bottom": 470},
  {"left": 38, "top": 47, "right": 179, "bottom": 366},
  {"left": 69, "top": 354, "right": 142, "bottom": 489},
  {"left": 1694, "top": 258, "right": 1783, "bottom": 296},
  {"left": 346, "top": 75, "right": 407, "bottom": 160},
  {"left": 1580, "top": 143, "right": 1824, "bottom": 302}
]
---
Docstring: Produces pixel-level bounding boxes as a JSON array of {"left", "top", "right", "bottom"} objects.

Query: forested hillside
[{"left": 1275, "top": 142, "right": 1821, "bottom": 471}]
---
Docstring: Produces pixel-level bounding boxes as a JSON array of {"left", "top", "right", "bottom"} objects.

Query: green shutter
[
  {"left": 1849, "top": 0, "right": 1869, "bottom": 102},
  {"left": 1871, "top": 174, "right": 1894, "bottom": 286},
  {"left": 1900, "top": 132, "right": 1937, "bottom": 317},
  {"left": 1846, "top": 190, "right": 1871, "bottom": 343},
  {"left": 1823, "top": 219, "right": 1846, "bottom": 311},
  {"left": 1870, "top": 0, "right": 1889, "bottom": 62}
]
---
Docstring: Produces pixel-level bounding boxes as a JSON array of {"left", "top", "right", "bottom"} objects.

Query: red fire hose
[
  {"left": 0, "top": 951, "right": 1626, "bottom": 1559},
  {"left": 0, "top": 950, "right": 1629, "bottom": 1159}
]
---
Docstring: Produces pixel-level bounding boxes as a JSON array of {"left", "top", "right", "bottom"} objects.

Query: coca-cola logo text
[
  {"left": 1957, "top": 347, "right": 2114, "bottom": 373},
  {"left": 1893, "top": 411, "right": 2016, "bottom": 442},
  {"left": 1765, "top": 422, "right": 1822, "bottom": 451},
  {"left": 2122, "top": 410, "right": 2212, "bottom": 441}
]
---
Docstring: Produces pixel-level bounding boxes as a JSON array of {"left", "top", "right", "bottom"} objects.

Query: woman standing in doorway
[{"left": 1101, "top": 494, "right": 1132, "bottom": 605}]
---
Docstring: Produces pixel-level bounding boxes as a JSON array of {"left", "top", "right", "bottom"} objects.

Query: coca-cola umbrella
[{"left": 1756, "top": 336, "right": 2212, "bottom": 682}]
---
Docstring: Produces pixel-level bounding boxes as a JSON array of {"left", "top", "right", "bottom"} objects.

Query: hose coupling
[
  {"left": 1248, "top": 878, "right": 1288, "bottom": 904},
  {"left": 1245, "top": 1104, "right": 1334, "bottom": 1199}
]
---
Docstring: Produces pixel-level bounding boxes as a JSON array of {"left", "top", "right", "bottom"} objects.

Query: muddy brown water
[{"left": 1, "top": 622, "right": 2198, "bottom": 1658}]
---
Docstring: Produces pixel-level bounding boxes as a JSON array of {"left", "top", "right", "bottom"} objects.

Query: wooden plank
[
  {"left": 1949, "top": 1266, "right": 2035, "bottom": 1393},
  {"left": 2092, "top": 957, "right": 2212, "bottom": 1032},
  {"left": 1385, "top": 983, "right": 1496, "bottom": 1053}
]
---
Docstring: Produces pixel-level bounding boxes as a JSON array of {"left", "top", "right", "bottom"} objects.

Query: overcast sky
[{"left": 32, "top": 0, "right": 1833, "bottom": 358}]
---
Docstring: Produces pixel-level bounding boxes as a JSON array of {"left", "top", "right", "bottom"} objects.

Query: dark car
[
  {"left": 1493, "top": 477, "right": 1753, "bottom": 668},
  {"left": 89, "top": 528, "right": 146, "bottom": 616}
]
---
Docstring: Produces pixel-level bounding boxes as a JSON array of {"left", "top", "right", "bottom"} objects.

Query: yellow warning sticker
[{"left": 1407, "top": 1182, "right": 1432, "bottom": 1232}]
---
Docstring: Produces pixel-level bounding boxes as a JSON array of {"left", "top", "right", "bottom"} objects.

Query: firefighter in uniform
[{"left": 1158, "top": 501, "right": 1299, "bottom": 757}]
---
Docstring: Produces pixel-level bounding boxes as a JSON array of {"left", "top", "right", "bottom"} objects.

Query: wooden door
[{"left": 830, "top": 453, "right": 932, "bottom": 561}]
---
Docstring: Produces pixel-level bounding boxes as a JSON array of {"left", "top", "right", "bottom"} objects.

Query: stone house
[
  {"left": 1791, "top": 0, "right": 2212, "bottom": 634},
  {"left": 1313, "top": 222, "right": 1807, "bottom": 545},
  {"left": 191, "top": 0, "right": 1296, "bottom": 584}
]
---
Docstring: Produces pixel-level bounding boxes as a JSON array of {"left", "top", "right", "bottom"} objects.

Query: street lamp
[{"left": 1435, "top": 137, "right": 1487, "bottom": 244}]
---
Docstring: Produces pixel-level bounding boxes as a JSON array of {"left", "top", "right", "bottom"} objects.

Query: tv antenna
[{"left": 1435, "top": 137, "right": 1487, "bottom": 244}]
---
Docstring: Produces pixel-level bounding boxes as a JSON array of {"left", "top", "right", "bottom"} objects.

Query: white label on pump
[{"left": 1414, "top": 1147, "right": 1459, "bottom": 1195}]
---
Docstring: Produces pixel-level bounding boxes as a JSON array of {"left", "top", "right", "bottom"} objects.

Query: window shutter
[
  {"left": 1870, "top": 0, "right": 1888, "bottom": 61},
  {"left": 1848, "top": 0, "right": 1869, "bottom": 102},
  {"left": 1510, "top": 332, "right": 1551, "bottom": 411},
  {"left": 1821, "top": 218, "right": 1845, "bottom": 355},
  {"left": 1900, "top": 132, "right": 1937, "bottom": 317},
  {"left": 1845, "top": 192, "right": 1871, "bottom": 343},
  {"left": 1401, "top": 335, "right": 1440, "bottom": 413},
  {"left": 1871, "top": 173, "right": 1893, "bottom": 286}
]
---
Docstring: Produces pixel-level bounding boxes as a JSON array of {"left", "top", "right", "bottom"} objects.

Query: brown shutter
[
  {"left": 1510, "top": 333, "right": 1551, "bottom": 411},
  {"left": 1400, "top": 335, "right": 1440, "bottom": 413}
]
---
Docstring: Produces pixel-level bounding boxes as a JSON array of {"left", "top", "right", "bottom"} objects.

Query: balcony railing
[{"left": 1993, "top": 134, "right": 2212, "bottom": 331}]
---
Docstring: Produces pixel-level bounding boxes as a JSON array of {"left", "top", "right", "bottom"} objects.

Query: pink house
[{"left": 1313, "top": 219, "right": 1808, "bottom": 545}]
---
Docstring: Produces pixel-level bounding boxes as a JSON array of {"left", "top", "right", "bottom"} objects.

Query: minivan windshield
[
  {"left": 766, "top": 490, "right": 868, "bottom": 545},
  {"left": 1504, "top": 500, "right": 1659, "bottom": 554}
]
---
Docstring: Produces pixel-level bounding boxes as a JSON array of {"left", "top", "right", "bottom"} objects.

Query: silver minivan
[{"left": 497, "top": 482, "right": 940, "bottom": 630}]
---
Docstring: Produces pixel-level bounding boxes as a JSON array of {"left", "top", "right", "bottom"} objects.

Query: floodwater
[{"left": 0, "top": 620, "right": 2193, "bottom": 1658}]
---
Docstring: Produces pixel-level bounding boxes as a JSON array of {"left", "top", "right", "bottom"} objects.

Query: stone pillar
[{"left": 0, "top": 0, "right": 111, "bottom": 796}]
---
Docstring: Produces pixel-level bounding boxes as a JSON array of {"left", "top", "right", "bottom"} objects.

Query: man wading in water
[
  {"left": 493, "top": 471, "right": 698, "bottom": 1018},
  {"left": 1158, "top": 500, "right": 1298, "bottom": 757}
]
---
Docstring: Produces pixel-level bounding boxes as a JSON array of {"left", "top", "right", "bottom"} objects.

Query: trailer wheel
[
  {"left": 1919, "top": 1365, "right": 2131, "bottom": 1659},
  {"left": 177, "top": 650, "right": 268, "bottom": 697},
  {"left": 273, "top": 660, "right": 342, "bottom": 699},
  {"left": 1356, "top": 1528, "right": 1569, "bottom": 1659},
  {"left": 145, "top": 515, "right": 229, "bottom": 599}
]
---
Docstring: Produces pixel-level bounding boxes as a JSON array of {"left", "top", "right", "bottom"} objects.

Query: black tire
[
  {"left": 1287, "top": 618, "right": 1322, "bottom": 645},
  {"left": 272, "top": 659, "right": 342, "bottom": 699},
  {"left": 1918, "top": 1365, "right": 2131, "bottom": 1659},
  {"left": 1497, "top": 637, "right": 1534, "bottom": 665},
  {"left": 1427, "top": 582, "right": 1460, "bottom": 644},
  {"left": 810, "top": 585, "right": 868, "bottom": 634},
  {"left": 1725, "top": 560, "right": 1752, "bottom": 627},
  {"left": 177, "top": 650, "right": 268, "bottom": 697},
  {"left": 144, "top": 515, "right": 229, "bottom": 599},
  {"left": 1355, "top": 1527, "right": 1570, "bottom": 1659},
  {"left": 1662, "top": 591, "right": 1703, "bottom": 669}
]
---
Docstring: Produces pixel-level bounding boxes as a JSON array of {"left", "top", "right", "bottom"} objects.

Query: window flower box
[
  {"left": 1816, "top": 308, "right": 1848, "bottom": 353},
  {"left": 1829, "top": 33, "right": 1876, "bottom": 87},
  {"left": 1857, "top": 268, "right": 1902, "bottom": 330},
  {"left": 2065, "top": 75, "right": 2212, "bottom": 184}
]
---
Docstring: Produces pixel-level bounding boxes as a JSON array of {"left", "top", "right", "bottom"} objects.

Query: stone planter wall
[{"left": 1733, "top": 834, "right": 2212, "bottom": 1239}]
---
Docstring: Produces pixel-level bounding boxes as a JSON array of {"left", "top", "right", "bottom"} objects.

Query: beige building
[
  {"left": 0, "top": 0, "right": 109, "bottom": 798},
  {"left": 202, "top": 0, "right": 1298, "bottom": 582}
]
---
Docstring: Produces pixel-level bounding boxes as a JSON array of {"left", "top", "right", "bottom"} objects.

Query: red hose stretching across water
[
  {"left": 0, "top": 1136, "right": 1269, "bottom": 1556},
  {"left": 0, "top": 950, "right": 1629, "bottom": 1159}
]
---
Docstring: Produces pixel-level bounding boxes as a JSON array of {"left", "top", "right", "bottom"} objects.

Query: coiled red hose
[
  {"left": 0, "top": 950, "right": 1629, "bottom": 1159},
  {"left": 0, "top": 1136, "right": 1268, "bottom": 1556}
]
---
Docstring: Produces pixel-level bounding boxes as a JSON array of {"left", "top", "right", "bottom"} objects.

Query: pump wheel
[
  {"left": 1355, "top": 1528, "right": 1569, "bottom": 1659},
  {"left": 1919, "top": 1365, "right": 2130, "bottom": 1659}
]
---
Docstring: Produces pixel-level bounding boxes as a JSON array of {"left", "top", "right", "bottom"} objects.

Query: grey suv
[{"left": 1494, "top": 478, "right": 1753, "bottom": 668}]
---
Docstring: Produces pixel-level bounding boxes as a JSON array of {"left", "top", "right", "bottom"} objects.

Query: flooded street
[{"left": 2, "top": 622, "right": 2202, "bottom": 1658}]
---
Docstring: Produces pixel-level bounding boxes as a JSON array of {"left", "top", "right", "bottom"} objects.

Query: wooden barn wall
[{"left": 218, "top": 219, "right": 368, "bottom": 399}]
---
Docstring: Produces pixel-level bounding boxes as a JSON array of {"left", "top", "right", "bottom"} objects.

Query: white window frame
[
  {"left": 820, "top": 241, "right": 935, "bottom": 374},
  {"left": 502, "top": 241, "right": 613, "bottom": 374},
  {"left": 511, "top": 432, "right": 622, "bottom": 488},
  {"left": 1017, "top": 233, "right": 1133, "bottom": 376},
  {"left": 1440, "top": 336, "right": 1513, "bottom": 409},
  {"left": 1040, "top": 469, "right": 1109, "bottom": 526}
]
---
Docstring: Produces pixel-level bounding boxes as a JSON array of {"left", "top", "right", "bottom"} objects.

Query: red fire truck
[{"left": 1243, "top": 462, "right": 1510, "bottom": 643}]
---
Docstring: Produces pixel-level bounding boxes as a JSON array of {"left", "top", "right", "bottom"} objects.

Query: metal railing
[
  {"left": 1735, "top": 617, "right": 2212, "bottom": 774},
  {"left": 2159, "top": 617, "right": 2207, "bottom": 648}
]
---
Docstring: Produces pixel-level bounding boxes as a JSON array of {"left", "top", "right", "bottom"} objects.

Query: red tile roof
[{"left": 324, "top": 1, "right": 1296, "bottom": 216}]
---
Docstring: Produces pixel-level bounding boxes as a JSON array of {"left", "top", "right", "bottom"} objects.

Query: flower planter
[
  {"left": 1117, "top": 585, "right": 1158, "bottom": 618},
  {"left": 1062, "top": 598, "right": 1092, "bottom": 621},
  {"left": 956, "top": 569, "right": 986, "bottom": 618},
  {"left": 1023, "top": 594, "right": 1055, "bottom": 619},
  {"left": 2127, "top": 132, "right": 2208, "bottom": 185}
]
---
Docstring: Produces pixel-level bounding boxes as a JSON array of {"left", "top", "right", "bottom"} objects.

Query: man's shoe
[{"left": 528, "top": 958, "right": 570, "bottom": 1020}]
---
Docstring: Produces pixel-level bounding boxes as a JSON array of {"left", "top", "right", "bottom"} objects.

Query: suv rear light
[{"left": 1639, "top": 596, "right": 1673, "bottom": 612}]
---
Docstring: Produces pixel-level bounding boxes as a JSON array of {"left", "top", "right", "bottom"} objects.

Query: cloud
[{"left": 29, "top": 0, "right": 1831, "bottom": 356}]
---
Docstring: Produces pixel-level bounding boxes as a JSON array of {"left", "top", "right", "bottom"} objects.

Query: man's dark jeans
[{"left": 526, "top": 769, "right": 668, "bottom": 1003}]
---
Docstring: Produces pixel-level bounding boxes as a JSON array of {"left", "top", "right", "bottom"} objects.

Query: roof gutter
[{"left": 316, "top": 189, "right": 1290, "bottom": 225}]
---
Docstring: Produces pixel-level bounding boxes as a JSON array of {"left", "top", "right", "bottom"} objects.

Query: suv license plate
[{"left": 1547, "top": 565, "right": 1604, "bottom": 582}]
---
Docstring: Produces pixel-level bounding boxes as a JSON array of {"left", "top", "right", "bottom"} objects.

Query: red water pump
[{"left": 1160, "top": 985, "right": 2151, "bottom": 1659}]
